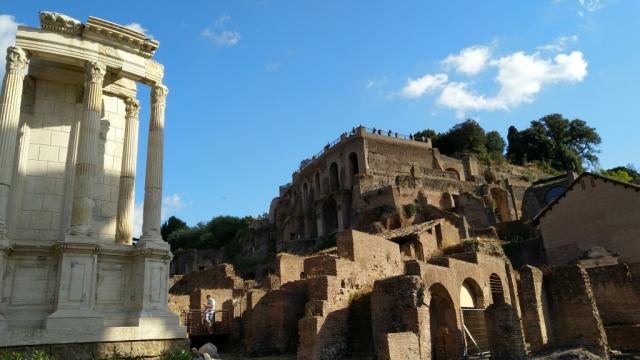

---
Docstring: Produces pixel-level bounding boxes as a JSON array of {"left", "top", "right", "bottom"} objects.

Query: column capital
[
  {"left": 5, "top": 47, "right": 29, "bottom": 74},
  {"left": 84, "top": 61, "right": 106, "bottom": 84},
  {"left": 151, "top": 84, "right": 168, "bottom": 106},
  {"left": 125, "top": 97, "right": 140, "bottom": 119}
]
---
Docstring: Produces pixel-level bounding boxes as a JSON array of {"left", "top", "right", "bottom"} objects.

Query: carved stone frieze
[{"left": 39, "top": 11, "right": 83, "bottom": 35}]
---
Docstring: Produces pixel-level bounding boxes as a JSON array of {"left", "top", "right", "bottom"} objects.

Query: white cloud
[
  {"left": 202, "top": 15, "right": 241, "bottom": 47},
  {"left": 125, "top": 22, "right": 153, "bottom": 38},
  {"left": 538, "top": 35, "right": 578, "bottom": 52},
  {"left": 215, "top": 15, "right": 231, "bottom": 27},
  {"left": 579, "top": 0, "right": 605, "bottom": 12},
  {"left": 400, "top": 73, "right": 448, "bottom": 98},
  {"left": 365, "top": 77, "right": 387, "bottom": 90},
  {"left": 437, "top": 50, "right": 587, "bottom": 117},
  {"left": 442, "top": 46, "right": 492, "bottom": 76},
  {"left": 266, "top": 62, "right": 281, "bottom": 71},
  {"left": 0, "top": 14, "right": 19, "bottom": 80},
  {"left": 202, "top": 28, "right": 241, "bottom": 47},
  {"left": 132, "top": 194, "right": 186, "bottom": 238}
]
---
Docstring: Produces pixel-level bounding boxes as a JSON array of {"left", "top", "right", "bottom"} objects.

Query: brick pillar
[
  {"left": 485, "top": 302, "right": 528, "bottom": 360},
  {"left": 518, "top": 265, "right": 548, "bottom": 352},
  {"left": 545, "top": 265, "right": 609, "bottom": 359}
]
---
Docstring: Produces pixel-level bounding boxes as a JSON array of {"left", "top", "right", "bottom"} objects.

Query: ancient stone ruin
[{"left": 0, "top": 12, "right": 186, "bottom": 357}]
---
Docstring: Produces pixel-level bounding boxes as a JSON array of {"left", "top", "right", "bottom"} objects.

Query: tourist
[{"left": 204, "top": 295, "right": 215, "bottom": 330}]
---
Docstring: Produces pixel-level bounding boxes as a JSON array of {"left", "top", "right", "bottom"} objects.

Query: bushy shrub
[{"left": 0, "top": 351, "right": 57, "bottom": 360}]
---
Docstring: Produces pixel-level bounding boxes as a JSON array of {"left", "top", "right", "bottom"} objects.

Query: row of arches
[{"left": 299, "top": 152, "right": 360, "bottom": 204}]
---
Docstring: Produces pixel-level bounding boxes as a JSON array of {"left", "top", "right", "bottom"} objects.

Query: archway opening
[
  {"left": 322, "top": 199, "right": 339, "bottom": 235},
  {"left": 329, "top": 162, "right": 340, "bottom": 192},
  {"left": 490, "top": 188, "right": 511, "bottom": 222},
  {"left": 489, "top": 273, "right": 505, "bottom": 304},
  {"left": 314, "top": 172, "right": 321, "bottom": 197},
  {"left": 460, "top": 279, "right": 489, "bottom": 355},
  {"left": 349, "top": 153, "right": 359, "bottom": 176},
  {"left": 429, "top": 283, "right": 461, "bottom": 360}
]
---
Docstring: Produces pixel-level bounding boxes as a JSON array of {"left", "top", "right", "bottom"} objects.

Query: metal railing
[{"left": 181, "top": 309, "right": 231, "bottom": 336}]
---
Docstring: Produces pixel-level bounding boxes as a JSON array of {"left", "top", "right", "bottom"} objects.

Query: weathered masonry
[{"left": 0, "top": 12, "right": 186, "bottom": 355}]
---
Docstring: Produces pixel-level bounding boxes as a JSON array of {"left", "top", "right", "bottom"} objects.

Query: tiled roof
[{"left": 378, "top": 219, "right": 444, "bottom": 240}]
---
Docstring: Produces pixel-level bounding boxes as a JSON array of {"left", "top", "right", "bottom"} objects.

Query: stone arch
[
  {"left": 429, "top": 283, "right": 462, "bottom": 360},
  {"left": 440, "top": 192, "right": 455, "bottom": 209},
  {"left": 322, "top": 198, "right": 338, "bottom": 235},
  {"left": 348, "top": 152, "right": 359, "bottom": 176},
  {"left": 489, "top": 273, "right": 505, "bottom": 304},
  {"left": 460, "top": 278, "right": 485, "bottom": 309},
  {"left": 329, "top": 162, "right": 340, "bottom": 192},
  {"left": 445, "top": 168, "right": 461, "bottom": 180},
  {"left": 302, "top": 182, "right": 309, "bottom": 206}
]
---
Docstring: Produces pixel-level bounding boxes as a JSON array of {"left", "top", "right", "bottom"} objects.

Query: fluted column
[
  {"left": 0, "top": 47, "right": 29, "bottom": 239},
  {"left": 68, "top": 61, "right": 106, "bottom": 237},
  {"left": 116, "top": 98, "right": 140, "bottom": 244},
  {"left": 140, "top": 84, "right": 168, "bottom": 245}
]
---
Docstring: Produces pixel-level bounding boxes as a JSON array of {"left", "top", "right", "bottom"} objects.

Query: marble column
[
  {"left": 68, "top": 61, "right": 106, "bottom": 237},
  {"left": 115, "top": 98, "right": 140, "bottom": 244},
  {"left": 140, "top": 84, "right": 168, "bottom": 245},
  {"left": 0, "top": 47, "right": 29, "bottom": 240}
]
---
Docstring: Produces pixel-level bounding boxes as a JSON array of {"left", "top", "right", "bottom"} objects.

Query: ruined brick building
[
  {"left": 269, "top": 126, "right": 545, "bottom": 253},
  {"left": 168, "top": 127, "right": 640, "bottom": 359}
]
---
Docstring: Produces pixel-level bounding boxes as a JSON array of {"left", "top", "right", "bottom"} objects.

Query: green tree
[
  {"left": 598, "top": 165, "right": 640, "bottom": 185},
  {"left": 507, "top": 114, "right": 601, "bottom": 171},
  {"left": 161, "top": 216, "right": 187, "bottom": 241},
  {"left": 485, "top": 130, "right": 505, "bottom": 156}
]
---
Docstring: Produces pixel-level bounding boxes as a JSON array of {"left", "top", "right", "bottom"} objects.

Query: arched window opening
[
  {"left": 460, "top": 279, "right": 490, "bottom": 355},
  {"left": 329, "top": 162, "right": 340, "bottom": 192},
  {"left": 460, "top": 279, "right": 484, "bottom": 309},
  {"left": 322, "top": 199, "right": 339, "bottom": 235},
  {"left": 429, "top": 283, "right": 462, "bottom": 360},
  {"left": 489, "top": 273, "right": 505, "bottom": 304},
  {"left": 348, "top": 153, "right": 359, "bottom": 176}
]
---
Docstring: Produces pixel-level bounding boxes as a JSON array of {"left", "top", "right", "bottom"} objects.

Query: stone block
[
  {"left": 50, "top": 130, "right": 70, "bottom": 147},
  {"left": 43, "top": 194, "right": 62, "bottom": 212},
  {"left": 27, "top": 144, "right": 40, "bottom": 160},
  {"left": 46, "top": 161, "right": 65, "bottom": 179},
  {"left": 23, "top": 193, "right": 44, "bottom": 211},
  {"left": 27, "top": 159, "right": 48, "bottom": 175},
  {"left": 38, "top": 145, "right": 60, "bottom": 162},
  {"left": 30, "top": 128, "right": 52, "bottom": 145},
  {"left": 31, "top": 211, "right": 52, "bottom": 229}
]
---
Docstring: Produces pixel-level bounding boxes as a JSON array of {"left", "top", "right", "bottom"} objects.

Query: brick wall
[
  {"left": 277, "top": 252, "right": 306, "bottom": 284},
  {"left": 485, "top": 302, "right": 528, "bottom": 360},
  {"left": 539, "top": 175, "right": 640, "bottom": 265},
  {"left": 587, "top": 263, "right": 640, "bottom": 326},
  {"left": 378, "top": 332, "right": 421, "bottom": 360},
  {"left": 243, "top": 280, "right": 308, "bottom": 356},
  {"left": 517, "top": 265, "right": 549, "bottom": 352},
  {"left": 544, "top": 265, "right": 609, "bottom": 358}
]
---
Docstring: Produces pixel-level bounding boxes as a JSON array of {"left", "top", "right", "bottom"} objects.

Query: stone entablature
[{"left": 0, "top": 11, "right": 185, "bottom": 349}]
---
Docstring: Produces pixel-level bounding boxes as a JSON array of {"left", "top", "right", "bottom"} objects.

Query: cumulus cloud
[
  {"left": 400, "top": 73, "right": 448, "bottom": 98},
  {"left": 538, "top": 35, "right": 578, "bottom": 52},
  {"left": 202, "top": 15, "right": 241, "bottom": 47},
  {"left": 442, "top": 46, "right": 492, "bottom": 76},
  {"left": 438, "top": 51, "right": 587, "bottom": 117},
  {"left": 132, "top": 194, "right": 187, "bottom": 238},
  {"left": 0, "top": 14, "right": 19, "bottom": 79}
]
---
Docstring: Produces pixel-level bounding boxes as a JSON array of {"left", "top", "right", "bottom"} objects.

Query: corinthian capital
[
  {"left": 5, "top": 46, "right": 29, "bottom": 73},
  {"left": 125, "top": 98, "right": 140, "bottom": 119},
  {"left": 84, "top": 61, "right": 107, "bottom": 83},
  {"left": 151, "top": 84, "right": 168, "bottom": 106}
]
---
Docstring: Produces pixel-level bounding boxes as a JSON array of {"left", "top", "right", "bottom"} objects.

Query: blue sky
[{"left": 1, "top": 0, "right": 639, "bottom": 227}]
